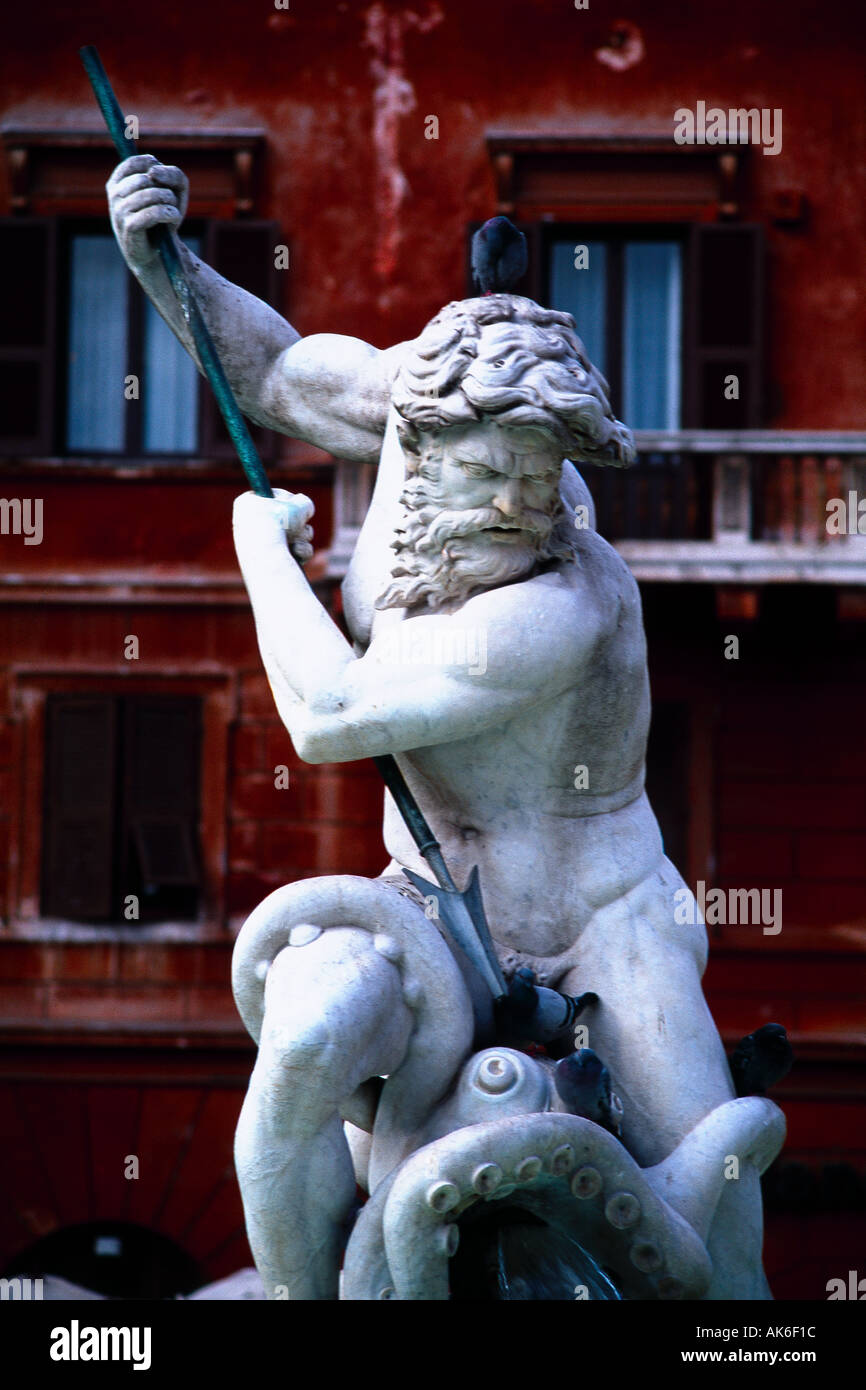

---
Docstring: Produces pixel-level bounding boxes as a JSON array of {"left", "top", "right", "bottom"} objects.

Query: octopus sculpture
[{"left": 232, "top": 875, "right": 785, "bottom": 1301}]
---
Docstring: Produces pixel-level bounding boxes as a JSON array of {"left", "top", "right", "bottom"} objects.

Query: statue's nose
[{"left": 492, "top": 479, "right": 523, "bottom": 515}]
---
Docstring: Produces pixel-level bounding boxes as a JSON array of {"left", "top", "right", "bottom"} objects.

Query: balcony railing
[{"left": 328, "top": 433, "right": 866, "bottom": 585}]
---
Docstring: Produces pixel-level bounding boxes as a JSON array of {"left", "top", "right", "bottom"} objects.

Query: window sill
[
  {"left": 2, "top": 917, "right": 235, "bottom": 943},
  {"left": 0, "top": 449, "right": 335, "bottom": 481}
]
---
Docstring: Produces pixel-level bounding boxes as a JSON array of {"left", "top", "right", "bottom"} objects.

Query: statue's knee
[
  {"left": 260, "top": 1013, "right": 339, "bottom": 1088},
  {"left": 250, "top": 932, "right": 412, "bottom": 1115}
]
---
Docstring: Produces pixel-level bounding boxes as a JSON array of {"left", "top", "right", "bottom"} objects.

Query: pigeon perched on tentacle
[
  {"left": 729, "top": 1022, "right": 793, "bottom": 1097},
  {"left": 554, "top": 1047, "right": 623, "bottom": 1137},
  {"left": 471, "top": 217, "right": 528, "bottom": 294}
]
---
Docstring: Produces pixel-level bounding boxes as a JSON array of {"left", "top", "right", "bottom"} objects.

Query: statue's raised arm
[{"left": 107, "top": 153, "right": 408, "bottom": 461}]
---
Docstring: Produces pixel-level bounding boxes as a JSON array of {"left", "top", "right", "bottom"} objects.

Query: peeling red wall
[
  {"left": 3, "top": 0, "right": 864, "bottom": 422},
  {"left": 1, "top": 0, "right": 864, "bottom": 1298}
]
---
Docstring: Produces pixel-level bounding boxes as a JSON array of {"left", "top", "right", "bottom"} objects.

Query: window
[
  {"left": 548, "top": 231, "right": 684, "bottom": 430},
  {"left": 467, "top": 216, "right": 765, "bottom": 432},
  {"left": 470, "top": 136, "right": 766, "bottom": 432},
  {"left": 41, "top": 694, "right": 202, "bottom": 924},
  {"left": 0, "top": 215, "right": 281, "bottom": 460},
  {"left": 64, "top": 224, "right": 203, "bottom": 454}
]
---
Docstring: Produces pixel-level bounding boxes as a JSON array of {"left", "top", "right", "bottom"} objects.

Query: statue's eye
[
  {"left": 460, "top": 462, "right": 496, "bottom": 478},
  {"left": 492, "top": 359, "right": 506, "bottom": 367}
]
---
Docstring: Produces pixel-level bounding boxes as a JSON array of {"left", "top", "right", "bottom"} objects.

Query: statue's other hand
[
  {"left": 107, "top": 154, "right": 189, "bottom": 272},
  {"left": 233, "top": 488, "right": 316, "bottom": 565}
]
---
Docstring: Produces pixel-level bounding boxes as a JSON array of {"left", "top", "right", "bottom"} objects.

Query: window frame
[
  {"left": 7, "top": 671, "right": 233, "bottom": 939},
  {"left": 40, "top": 691, "right": 204, "bottom": 926}
]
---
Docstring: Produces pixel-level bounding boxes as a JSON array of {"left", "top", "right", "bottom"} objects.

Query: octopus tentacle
[
  {"left": 342, "top": 1095, "right": 785, "bottom": 1300},
  {"left": 231, "top": 875, "right": 475, "bottom": 1185}
]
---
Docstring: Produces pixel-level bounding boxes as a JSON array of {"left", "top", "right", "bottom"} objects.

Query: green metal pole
[{"left": 79, "top": 44, "right": 273, "bottom": 498}]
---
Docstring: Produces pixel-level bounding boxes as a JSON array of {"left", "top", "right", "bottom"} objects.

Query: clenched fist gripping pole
[
  {"left": 79, "top": 45, "right": 274, "bottom": 499},
  {"left": 79, "top": 47, "right": 593, "bottom": 1033}
]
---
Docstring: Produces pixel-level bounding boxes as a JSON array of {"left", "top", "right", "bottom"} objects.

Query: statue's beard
[{"left": 375, "top": 487, "right": 574, "bottom": 613}]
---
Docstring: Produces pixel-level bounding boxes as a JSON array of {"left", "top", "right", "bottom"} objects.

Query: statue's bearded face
[{"left": 375, "top": 419, "right": 573, "bottom": 612}]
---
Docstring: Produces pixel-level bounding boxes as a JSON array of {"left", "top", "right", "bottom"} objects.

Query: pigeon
[
  {"left": 471, "top": 216, "right": 528, "bottom": 294},
  {"left": 494, "top": 966, "right": 597, "bottom": 1045},
  {"left": 729, "top": 1022, "right": 793, "bottom": 1097},
  {"left": 554, "top": 1047, "right": 623, "bottom": 1136}
]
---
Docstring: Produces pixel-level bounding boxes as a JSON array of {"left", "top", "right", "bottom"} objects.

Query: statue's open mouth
[
  {"left": 483, "top": 524, "right": 525, "bottom": 538},
  {"left": 342, "top": 1110, "right": 720, "bottom": 1300},
  {"left": 449, "top": 1204, "right": 623, "bottom": 1300},
  {"left": 341, "top": 1095, "right": 785, "bottom": 1300}
]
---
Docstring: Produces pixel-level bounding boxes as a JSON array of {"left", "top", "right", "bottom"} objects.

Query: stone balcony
[{"left": 327, "top": 432, "right": 866, "bottom": 586}]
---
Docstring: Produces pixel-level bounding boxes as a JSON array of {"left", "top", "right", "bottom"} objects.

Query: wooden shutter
[
  {"left": 41, "top": 695, "right": 116, "bottom": 921},
  {"left": 201, "top": 221, "right": 282, "bottom": 461},
  {"left": 0, "top": 218, "right": 57, "bottom": 455},
  {"left": 120, "top": 697, "right": 201, "bottom": 895},
  {"left": 684, "top": 223, "right": 765, "bottom": 428}
]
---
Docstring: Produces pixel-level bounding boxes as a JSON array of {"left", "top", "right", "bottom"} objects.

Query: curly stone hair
[{"left": 391, "top": 294, "right": 635, "bottom": 467}]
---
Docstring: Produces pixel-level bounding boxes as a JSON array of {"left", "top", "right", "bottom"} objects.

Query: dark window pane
[
  {"left": 120, "top": 696, "right": 201, "bottom": 922},
  {"left": 132, "top": 816, "right": 198, "bottom": 885},
  {"left": 697, "top": 229, "right": 757, "bottom": 349},
  {"left": 0, "top": 361, "right": 42, "bottom": 437},
  {"left": 42, "top": 695, "right": 117, "bottom": 921},
  {"left": 0, "top": 222, "right": 49, "bottom": 348}
]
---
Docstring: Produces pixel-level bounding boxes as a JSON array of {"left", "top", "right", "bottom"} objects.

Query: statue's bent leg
[
  {"left": 558, "top": 861, "right": 779, "bottom": 1300},
  {"left": 234, "top": 926, "right": 414, "bottom": 1300}
]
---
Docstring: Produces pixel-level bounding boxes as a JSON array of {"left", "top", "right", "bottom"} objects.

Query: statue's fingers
[
  {"left": 148, "top": 164, "right": 185, "bottom": 190},
  {"left": 112, "top": 170, "right": 161, "bottom": 200},
  {"left": 291, "top": 538, "right": 314, "bottom": 563},
  {"left": 149, "top": 164, "right": 189, "bottom": 215},
  {"left": 118, "top": 187, "right": 179, "bottom": 217},
  {"left": 107, "top": 153, "right": 157, "bottom": 188},
  {"left": 124, "top": 205, "right": 183, "bottom": 236}
]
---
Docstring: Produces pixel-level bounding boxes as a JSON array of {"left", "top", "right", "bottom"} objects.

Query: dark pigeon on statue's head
[{"left": 471, "top": 216, "right": 528, "bottom": 294}]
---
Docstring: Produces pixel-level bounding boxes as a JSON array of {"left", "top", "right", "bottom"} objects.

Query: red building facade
[{"left": 1, "top": 0, "right": 864, "bottom": 1298}]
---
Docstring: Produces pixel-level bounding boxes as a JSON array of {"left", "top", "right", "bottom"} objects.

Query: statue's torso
[{"left": 343, "top": 408, "right": 684, "bottom": 964}]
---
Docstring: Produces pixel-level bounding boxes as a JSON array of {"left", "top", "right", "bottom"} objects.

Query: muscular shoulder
[
  {"left": 260, "top": 333, "right": 414, "bottom": 461},
  {"left": 571, "top": 523, "right": 642, "bottom": 619}
]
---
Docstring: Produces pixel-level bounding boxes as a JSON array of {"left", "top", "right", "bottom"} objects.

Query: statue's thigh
[
  {"left": 560, "top": 903, "right": 733, "bottom": 1164},
  {"left": 254, "top": 927, "right": 414, "bottom": 1126}
]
